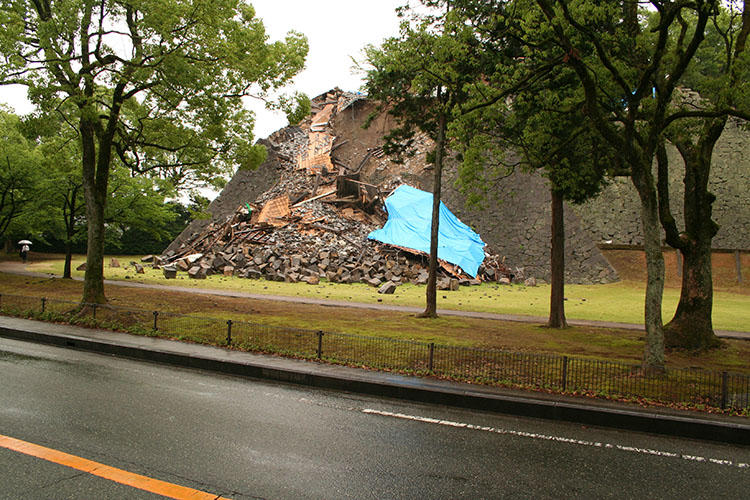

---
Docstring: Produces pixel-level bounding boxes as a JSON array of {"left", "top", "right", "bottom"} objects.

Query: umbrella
[{"left": 18, "top": 240, "right": 32, "bottom": 245}]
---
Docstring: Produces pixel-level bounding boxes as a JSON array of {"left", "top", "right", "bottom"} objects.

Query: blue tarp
[{"left": 368, "top": 185, "right": 486, "bottom": 278}]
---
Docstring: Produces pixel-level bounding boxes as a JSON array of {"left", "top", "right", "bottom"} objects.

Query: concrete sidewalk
[
  {"left": 2, "top": 262, "right": 748, "bottom": 340},
  {"left": 1, "top": 315, "right": 749, "bottom": 446}
]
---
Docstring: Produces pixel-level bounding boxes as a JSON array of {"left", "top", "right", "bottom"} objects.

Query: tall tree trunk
[
  {"left": 82, "top": 179, "right": 107, "bottom": 303},
  {"left": 62, "top": 190, "right": 76, "bottom": 280},
  {"left": 548, "top": 188, "right": 567, "bottom": 328},
  {"left": 63, "top": 241, "right": 73, "bottom": 279},
  {"left": 80, "top": 117, "right": 108, "bottom": 304},
  {"left": 665, "top": 237, "right": 718, "bottom": 349},
  {"left": 663, "top": 120, "right": 723, "bottom": 349},
  {"left": 79, "top": 84, "right": 121, "bottom": 304},
  {"left": 632, "top": 165, "right": 666, "bottom": 372},
  {"left": 419, "top": 112, "right": 447, "bottom": 319}
]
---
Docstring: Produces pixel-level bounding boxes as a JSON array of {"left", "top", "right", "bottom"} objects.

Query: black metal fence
[{"left": 1, "top": 292, "right": 748, "bottom": 412}]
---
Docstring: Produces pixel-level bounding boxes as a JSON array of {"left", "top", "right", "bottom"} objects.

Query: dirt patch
[{"left": 602, "top": 248, "right": 750, "bottom": 294}]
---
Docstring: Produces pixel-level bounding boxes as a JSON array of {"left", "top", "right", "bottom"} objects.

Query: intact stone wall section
[
  {"left": 434, "top": 168, "right": 618, "bottom": 284},
  {"left": 576, "top": 119, "right": 750, "bottom": 249}
]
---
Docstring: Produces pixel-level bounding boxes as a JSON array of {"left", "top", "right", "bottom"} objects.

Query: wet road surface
[{"left": 1, "top": 337, "right": 748, "bottom": 499}]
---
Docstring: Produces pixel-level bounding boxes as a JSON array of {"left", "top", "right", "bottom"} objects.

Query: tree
[
  {"left": 364, "top": 6, "right": 488, "bottom": 317},
  {"left": 0, "top": 108, "right": 43, "bottom": 247},
  {"left": 117, "top": 200, "right": 193, "bottom": 255},
  {"left": 523, "top": 0, "right": 729, "bottom": 370},
  {"left": 102, "top": 166, "right": 177, "bottom": 253},
  {"left": 447, "top": 2, "right": 612, "bottom": 329},
  {"left": 508, "top": 92, "right": 612, "bottom": 329},
  {"left": 0, "top": 0, "right": 307, "bottom": 303},
  {"left": 530, "top": 0, "right": 750, "bottom": 359},
  {"left": 23, "top": 109, "right": 177, "bottom": 278},
  {"left": 654, "top": 2, "right": 750, "bottom": 349}
]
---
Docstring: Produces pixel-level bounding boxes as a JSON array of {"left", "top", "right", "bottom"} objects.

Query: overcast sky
[{"left": 0, "top": 0, "right": 407, "bottom": 139}]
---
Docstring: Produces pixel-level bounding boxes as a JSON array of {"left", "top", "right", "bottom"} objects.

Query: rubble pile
[{"left": 158, "top": 89, "right": 515, "bottom": 290}]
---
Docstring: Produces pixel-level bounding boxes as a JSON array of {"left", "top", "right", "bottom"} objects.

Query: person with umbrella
[{"left": 18, "top": 239, "right": 31, "bottom": 263}]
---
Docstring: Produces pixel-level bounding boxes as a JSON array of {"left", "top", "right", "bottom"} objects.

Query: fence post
[
  {"left": 736, "top": 250, "right": 743, "bottom": 285},
  {"left": 721, "top": 371, "right": 729, "bottom": 410},
  {"left": 92, "top": 303, "right": 97, "bottom": 319},
  {"left": 226, "top": 320, "right": 233, "bottom": 346},
  {"left": 316, "top": 330, "right": 324, "bottom": 359},
  {"left": 561, "top": 356, "right": 569, "bottom": 392},
  {"left": 41, "top": 297, "right": 46, "bottom": 313},
  {"left": 428, "top": 343, "right": 435, "bottom": 372},
  {"left": 153, "top": 311, "right": 159, "bottom": 331}
]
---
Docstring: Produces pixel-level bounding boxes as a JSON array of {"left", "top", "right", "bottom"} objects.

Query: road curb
[{"left": 1, "top": 323, "right": 749, "bottom": 446}]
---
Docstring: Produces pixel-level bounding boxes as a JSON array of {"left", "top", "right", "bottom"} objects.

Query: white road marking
[{"left": 362, "top": 408, "right": 750, "bottom": 469}]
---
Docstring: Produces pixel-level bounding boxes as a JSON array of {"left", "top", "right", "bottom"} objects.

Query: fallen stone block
[
  {"left": 524, "top": 277, "right": 537, "bottom": 287},
  {"left": 302, "top": 275, "right": 320, "bottom": 285},
  {"left": 378, "top": 281, "right": 397, "bottom": 294},
  {"left": 141, "top": 255, "right": 154, "bottom": 263},
  {"left": 188, "top": 266, "right": 207, "bottom": 279},
  {"left": 110, "top": 258, "right": 120, "bottom": 268},
  {"left": 223, "top": 265, "right": 234, "bottom": 277},
  {"left": 134, "top": 263, "right": 145, "bottom": 274},
  {"left": 234, "top": 254, "right": 247, "bottom": 268},
  {"left": 212, "top": 255, "right": 227, "bottom": 271},
  {"left": 162, "top": 266, "right": 177, "bottom": 279},
  {"left": 285, "top": 272, "right": 300, "bottom": 283},
  {"left": 241, "top": 269, "right": 262, "bottom": 280},
  {"left": 365, "top": 277, "right": 382, "bottom": 287}
]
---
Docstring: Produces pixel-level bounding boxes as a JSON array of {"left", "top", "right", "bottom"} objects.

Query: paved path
[{"left": 2, "top": 260, "right": 748, "bottom": 340}]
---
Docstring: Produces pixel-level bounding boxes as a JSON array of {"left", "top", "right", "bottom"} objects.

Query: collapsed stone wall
[{"left": 160, "top": 90, "right": 512, "bottom": 289}]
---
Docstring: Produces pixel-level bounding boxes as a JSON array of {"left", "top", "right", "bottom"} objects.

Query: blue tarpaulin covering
[{"left": 368, "top": 185, "right": 486, "bottom": 278}]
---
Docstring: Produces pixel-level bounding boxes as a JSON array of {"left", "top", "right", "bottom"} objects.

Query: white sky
[{"left": 0, "top": 0, "right": 407, "bottom": 139}]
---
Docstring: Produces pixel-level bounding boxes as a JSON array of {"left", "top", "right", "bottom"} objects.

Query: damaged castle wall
[
  {"left": 328, "top": 97, "right": 618, "bottom": 284},
  {"left": 164, "top": 134, "right": 300, "bottom": 255},
  {"left": 164, "top": 89, "right": 749, "bottom": 285}
]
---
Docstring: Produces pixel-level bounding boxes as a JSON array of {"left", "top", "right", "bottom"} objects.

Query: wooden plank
[{"left": 291, "top": 189, "right": 336, "bottom": 207}]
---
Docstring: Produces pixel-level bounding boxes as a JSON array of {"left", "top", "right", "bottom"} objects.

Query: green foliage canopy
[
  {"left": 0, "top": 0, "right": 308, "bottom": 301},
  {"left": 0, "top": 108, "right": 43, "bottom": 243}
]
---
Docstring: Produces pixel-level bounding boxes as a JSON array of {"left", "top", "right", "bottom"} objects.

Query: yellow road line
[{"left": 0, "top": 434, "right": 229, "bottom": 499}]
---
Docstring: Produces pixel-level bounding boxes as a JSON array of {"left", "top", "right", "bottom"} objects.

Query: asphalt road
[{"left": 1, "top": 338, "right": 749, "bottom": 499}]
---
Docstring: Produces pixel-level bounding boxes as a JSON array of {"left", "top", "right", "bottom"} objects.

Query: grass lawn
[
  {"left": 2, "top": 250, "right": 749, "bottom": 375},
  {"left": 21, "top": 251, "right": 750, "bottom": 332}
]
